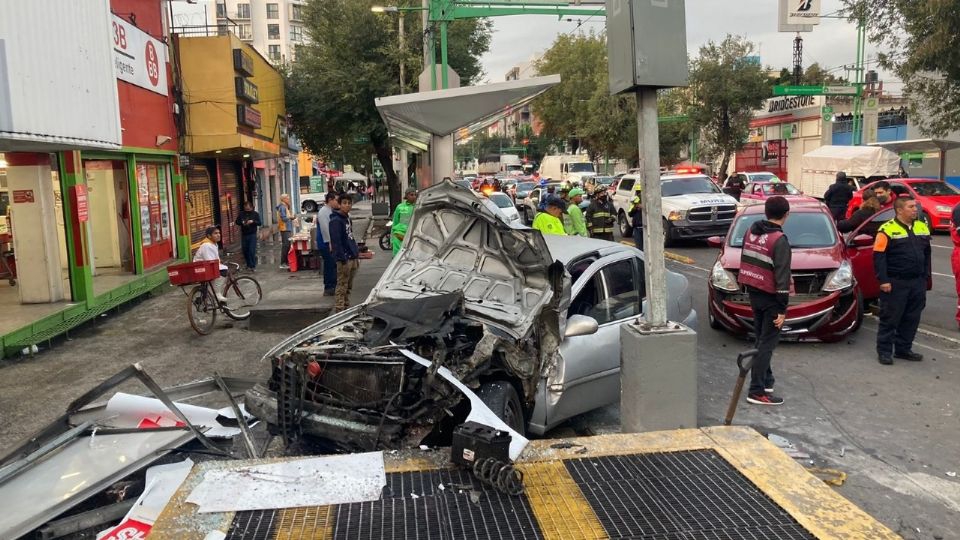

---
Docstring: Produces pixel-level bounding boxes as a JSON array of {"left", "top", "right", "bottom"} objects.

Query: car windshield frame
[
  {"left": 567, "top": 163, "right": 595, "bottom": 173},
  {"left": 748, "top": 173, "right": 778, "bottom": 182},
  {"left": 488, "top": 193, "right": 514, "bottom": 209},
  {"left": 909, "top": 181, "right": 960, "bottom": 197},
  {"left": 661, "top": 176, "right": 722, "bottom": 197},
  {"left": 594, "top": 176, "right": 615, "bottom": 185},
  {"left": 728, "top": 211, "right": 838, "bottom": 249},
  {"left": 516, "top": 182, "right": 536, "bottom": 192},
  {"left": 759, "top": 183, "right": 801, "bottom": 196}
]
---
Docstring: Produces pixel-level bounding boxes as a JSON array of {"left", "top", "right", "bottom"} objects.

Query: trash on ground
[
  {"left": 185, "top": 452, "right": 386, "bottom": 513},
  {"left": 807, "top": 467, "right": 847, "bottom": 486},
  {"left": 549, "top": 441, "right": 585, "bottom": 450},
  {"left": 104, "top": 392, "right": 256, "bottom": 438},
  {"left": 97, "top": 459, "right": 193, "bottom": 540},
  {"left": 947, "top": 471, "right": 957, "bottom": 478}
]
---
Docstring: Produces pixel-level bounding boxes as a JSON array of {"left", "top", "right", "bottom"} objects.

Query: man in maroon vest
[{"left": 738, "top": 196, "right": 792, "bottom": 406}]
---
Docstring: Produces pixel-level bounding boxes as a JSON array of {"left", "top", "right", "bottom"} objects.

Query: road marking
[
  {"left": 862, "top": 314, "right": 960, "bottom": 349},
  {"left": 932, "top": 244, "right": 952, "bottom": 250},
  {"left": 932, "top": 271, "right": 953, "bottom": 278}
]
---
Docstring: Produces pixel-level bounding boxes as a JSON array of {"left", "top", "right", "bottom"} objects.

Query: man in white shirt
[{"left": 193, "top": 226, "right": 228, "bottom": 300}]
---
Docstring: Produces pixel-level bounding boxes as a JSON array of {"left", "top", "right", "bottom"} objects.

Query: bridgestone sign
[
  {"left": 767, "top": 95, "right": 817, "bottom": 113},
  {"left": 786, "top": 0, "right": 821, "bottom": 25}
]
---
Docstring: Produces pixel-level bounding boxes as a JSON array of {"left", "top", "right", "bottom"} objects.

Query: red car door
[{"left": 846, "top": 207, "right": 895, "bottom": 300}]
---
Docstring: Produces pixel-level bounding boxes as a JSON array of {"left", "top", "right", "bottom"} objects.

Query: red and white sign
[
  {"left": 73, "top": 185, "right": 89, "bottom": 222},
  {"left": 12, "top": 190, "right": 34, "bottom": 204},
  {"left": 111, "top": 15, "right": 169, "bottom": 96},
  {"left": 99, "top": 518, "right": 151, "bottom": 540}
]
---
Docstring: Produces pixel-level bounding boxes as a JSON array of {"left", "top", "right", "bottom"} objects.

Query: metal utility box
[{"left": 605, "top": 0, "right": 689, "bottom": 94}]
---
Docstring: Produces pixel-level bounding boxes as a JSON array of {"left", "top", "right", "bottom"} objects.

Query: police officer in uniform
[
  {"left": 738, "top": 196, "right": 792, "bottom": 406},
  {"left": 873, "top": 196, "right": 931, "bottom": 365}
]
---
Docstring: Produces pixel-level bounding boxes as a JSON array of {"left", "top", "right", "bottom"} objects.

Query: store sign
[
  {"left": 73, "top": 185, "right": 89, "bottom": 222},
  {"left": 235, "top": 77, "right": 259, "bottom": 103},
  {"left": 786, "top": 0, "right": 820, "bottom": 25},
  {"left": 237, "top": 104, "right": 262, "bottom": 129},
  {"left": 233, "top": 49, "right": 254, "bottom": 77},
  {"left": 111, "top": 15, "right": 169, "bottom": 96},
  {"left": 12, "top": 190, "right": 34, "bottom": 203},
  {"left": 767, "top": 95, "right": 818, "bottom": 114}
]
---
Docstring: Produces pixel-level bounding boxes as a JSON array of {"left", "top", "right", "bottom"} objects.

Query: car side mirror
[
  {"left": 565, "top": 314, "right": 599, "bottom": 338},
  {"left": 850, "top": 234, "right": 873, "bottom": 247},
  {"left": 706, "top": 236, "right": 725, "bottom": 249}
]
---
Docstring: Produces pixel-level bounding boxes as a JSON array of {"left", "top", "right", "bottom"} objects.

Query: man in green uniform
[
  {"left": 532, "top": 197, "right": 567, "bottom": 236},
  {"left": 566, "top": 188, "right": 588, "bottom": 236},
  {"left": 390, "top": 187, "right": 417, "bottom": 255}
]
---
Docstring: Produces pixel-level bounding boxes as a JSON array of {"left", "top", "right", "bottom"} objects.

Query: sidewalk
[{"left": 0, "top": 202, "right": 393, "bottom": 452}]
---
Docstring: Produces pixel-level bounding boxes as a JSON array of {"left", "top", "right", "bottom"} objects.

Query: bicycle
[{"left": 170, "top": 261, "right": 262, "bottom": 335}]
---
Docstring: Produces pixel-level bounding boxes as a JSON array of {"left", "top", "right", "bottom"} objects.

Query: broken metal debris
[{"left": 0, "top": 364, "right": 257, "bottom": 540}]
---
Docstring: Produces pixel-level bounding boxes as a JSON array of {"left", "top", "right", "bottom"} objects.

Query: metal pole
[
  {"left": 852, "top": 14, "right": 866, "bottom": 146},
  {"left": 398, "top": 12, "right": 405, "bottom": 93},
  {"left": 423, "top": 0, "right": 436, "bottom": 90},
  {"left": 637, "top": 88, "right": 668, "bottom": 326},
  {"left": 439, "top": 20, "right": 449, "bottom": 89}
]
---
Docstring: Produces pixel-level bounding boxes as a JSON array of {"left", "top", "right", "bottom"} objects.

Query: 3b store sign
[{"left": 111, "top": 15, "right": 168, "bottom": 96}]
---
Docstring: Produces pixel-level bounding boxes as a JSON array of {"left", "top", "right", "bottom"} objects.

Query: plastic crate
[{"left": 167, "top": 260, "right": 220, "bottom": 286}]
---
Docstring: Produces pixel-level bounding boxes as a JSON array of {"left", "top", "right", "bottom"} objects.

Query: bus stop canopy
[
  {"left": 869, "top": 138, "right": 960, "bottom": 181},
  {"left": 375, "top": 75, "right": 561, "bottom": 152}
]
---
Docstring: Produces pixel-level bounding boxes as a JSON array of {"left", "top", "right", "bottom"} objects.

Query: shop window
[{"left": 136, "top": 163, "right": 172, "bottom": 247}]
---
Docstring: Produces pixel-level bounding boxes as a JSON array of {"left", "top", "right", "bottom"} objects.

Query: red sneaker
[{"left": 746, "top": 393, "right": 784, "bottom": 406}]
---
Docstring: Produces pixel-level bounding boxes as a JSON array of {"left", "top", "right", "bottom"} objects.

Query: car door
[
  {"left": 546, "top": 253, "right": 645, "bottom": 429},
  {"left": 846, "top": 207, "right": 894, "bottom": 300},
  {"left": 739, "top": 183, "right": 760, "bottom": 205}
]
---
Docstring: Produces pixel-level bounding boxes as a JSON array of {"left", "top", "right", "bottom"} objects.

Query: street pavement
[{"left": 0, "top": 223, "right": 957, "bottom": 539}]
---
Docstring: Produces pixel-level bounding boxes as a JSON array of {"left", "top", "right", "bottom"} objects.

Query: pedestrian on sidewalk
[
  {"left": 532, "top": 197, "right": 567, "bottom": 236},
  {"left": 823, "top": 171, "right": 855, "bottom": 221},
  {"left": 585, "top": 190, "right": 616, "bottom": 241},
  {"left": 330, "top": 194, "right": 360, "bottom": 312},
  {"left": 566, "top": 188, "right": 588, "bottom": 236},
  {"left": 628, "top": 195, "right": 644, "bottom": 251},
  {"left": 738, "top": 196, "right": 792, "bottom": 406},
  {"left": 276, "top": 194, "right": 295, "bottom": 269},
  {"left": 873, "top": 196, "right": 931, "bottom": 364},
  {"left": 235, "top": 201, "right": 261, "bottom": 272},
  {"left": 316, "top": 193, "right": 339, "bottom": 296},
  {"left": 952, "top": 203, "right": 960, "bottom": 329},
  {"left": 391, "top": 187, "right": 417, "bottom": 256}
]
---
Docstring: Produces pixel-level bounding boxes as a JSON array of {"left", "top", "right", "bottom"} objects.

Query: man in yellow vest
[
  {"left": 873, "top": 196, "right": 931, "bottom": 365},
  {"left": 532, "top": 197, "right": 567, "bottom": 236}
]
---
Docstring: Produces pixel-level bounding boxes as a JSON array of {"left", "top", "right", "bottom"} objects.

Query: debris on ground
[{"left": 807, "top": 467, "right": 848, "bottom": 486}]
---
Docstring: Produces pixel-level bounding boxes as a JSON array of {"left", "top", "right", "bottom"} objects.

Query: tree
[
  {"left": 285, "top": 0, "right": 492, "bottom": 207},
  {"left": 843, "top": 1, "right": 960, "bottom": 136},
  {"left": 686, "top": 35, "right": 770, "bottom": 178}
]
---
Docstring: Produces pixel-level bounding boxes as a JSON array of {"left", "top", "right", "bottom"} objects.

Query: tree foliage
[
  {"left": 770, "top": 63, "right": 846, "bottom": 87},
  {"left": 843, "top": 0, "right": 960, "bottom": 136},
  {"left": 686, "top": 35, "right": 770, "bottom": 177},
  {"left": 285, "top": 0, "right": 491, "bottom": 206}
]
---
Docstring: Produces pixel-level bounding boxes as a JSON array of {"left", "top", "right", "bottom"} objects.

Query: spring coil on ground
[{"left": 472, "top": 457, "right": 525, "bottom": 496}]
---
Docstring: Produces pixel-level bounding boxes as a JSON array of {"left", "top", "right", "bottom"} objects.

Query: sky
[{"left": 478, "top": 0, "right": 900, "bottom": 92}]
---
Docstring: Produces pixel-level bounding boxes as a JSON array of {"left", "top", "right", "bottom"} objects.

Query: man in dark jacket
[
  {"left": 329, "top": 194, "right": 360, "bottom": 313},
  {"left": 585, "top": 190, "right": 616, "bottom": 241},
  {"left": 823, "top": 172, "right": 855, "bottom": 221},
  {"left": 235, "top": 201, "right": 261, "bottom": 271},
  {"left": 724, "top": 174, "right": 746, "bottom": 201},
  {"left": 738, "top": 196, "right": 792, "bottom": 406}
]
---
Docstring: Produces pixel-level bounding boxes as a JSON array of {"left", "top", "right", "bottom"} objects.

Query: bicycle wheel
[
  {"left": 187, "top": 284, "right": 217, "bottom": 335},
  {"left": 222, "top": 276, "right": 262, "bottom": 320}
]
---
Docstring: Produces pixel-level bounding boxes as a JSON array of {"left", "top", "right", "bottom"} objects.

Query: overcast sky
[{"left": 479, "top": 0, "right": 899, "bottom": 92}]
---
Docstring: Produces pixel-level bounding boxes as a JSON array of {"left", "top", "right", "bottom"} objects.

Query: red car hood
[
  {"left": 921, "top": 194, "right": 960, "bottom": 209},
  {"left": 720, "top": 244, "right": 843, "bottom": 271}
]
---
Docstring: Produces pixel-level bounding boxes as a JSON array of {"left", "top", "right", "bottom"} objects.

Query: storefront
[{"left": 733, "top": 95, "right": 826, "bottom": 183}]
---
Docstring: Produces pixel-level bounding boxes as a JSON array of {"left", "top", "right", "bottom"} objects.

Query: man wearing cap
[
  {"left": 558, "top": 185, "right": 575, "bottom": 233},
  {"left": 390, "top": 187, "right": 418, "bottom": 256},
  {"left": 566, "top": 188, "right": 588, "bottom": 236},
  {"left": 532, "top": 197, "right": 567, "bottom": 236},
  {"left": 585, "top": 190, "right": 616, "bottom": 241}
]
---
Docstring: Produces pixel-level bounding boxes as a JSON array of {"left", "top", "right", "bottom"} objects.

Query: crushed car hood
[{"left": 369, "top": 180, "right": 555, "bottom": 338}]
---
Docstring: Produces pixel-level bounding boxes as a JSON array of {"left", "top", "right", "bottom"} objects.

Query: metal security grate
[
  {"left": 565, "top": 449, "right": 816, "bottom": 540},
  {"left": 227, "top": 509, "right": 281, "bottom": 540}
]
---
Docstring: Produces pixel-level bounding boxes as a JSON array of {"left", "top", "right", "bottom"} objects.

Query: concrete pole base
[{"left": 620, "top": 321, "right": 698, "bottom": 433}]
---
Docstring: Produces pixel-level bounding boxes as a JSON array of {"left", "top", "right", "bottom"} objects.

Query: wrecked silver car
[{"left": 245, "top": 180, "right": 697, "bottom": 451}]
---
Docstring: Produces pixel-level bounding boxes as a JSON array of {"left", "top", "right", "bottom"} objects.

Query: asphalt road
[{"left": 563, "top": 231, "right": 960, "bottom": 540}]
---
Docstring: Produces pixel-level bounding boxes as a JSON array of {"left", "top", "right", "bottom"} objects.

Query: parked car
[
  {"left": 487, "top": 191, "right": 521, "bottom": 223},
  {"left": 519, "top": 182, "right": 561, "bottom": 224},
  {"left": 845, "top": 178, "right": 960, "bottom": 230},
  {"left": 244, "top": 180, "right": 697, "bottom": 451},
  {"left": 514, "top": 181, "right": 537, "bottom": 207},
  {"left": 612, "top": 173, "right": 738, "bottom": 246},
  {"left": 738, "top": 181, "right": 818, "bottom": 208},
  {"left": 706, "top": 201, "right": 864, "bottom": 342}
]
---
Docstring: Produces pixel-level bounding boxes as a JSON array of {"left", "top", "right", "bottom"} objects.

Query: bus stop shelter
[
  {"left": 870, "top": 138, "right": 960, "bottom": 182},
  {"left": 375, "top": 75, "right": 561, "bottom": 185}
]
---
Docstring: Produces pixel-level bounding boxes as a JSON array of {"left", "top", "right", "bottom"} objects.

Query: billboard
[{"left": 785, "top": 0, "right": 820, "bottom": 26}]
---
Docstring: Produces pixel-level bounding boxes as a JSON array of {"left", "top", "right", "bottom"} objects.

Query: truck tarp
[{"left": 801, "top": 145, "right": 901, "bottom": 178}]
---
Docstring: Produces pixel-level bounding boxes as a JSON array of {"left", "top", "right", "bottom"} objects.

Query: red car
[
  {"left": 846, "top": 178, "right": 960, "bottom": 230},
  {"left": 707, "top": 201, "right": 866, "bottom": 342},
  {"left": 738, "top": 181, "right": 818, "bottom": 208}
]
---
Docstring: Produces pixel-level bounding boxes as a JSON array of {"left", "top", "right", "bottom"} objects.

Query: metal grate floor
[
  {"left": 565, "top": 449, "right": 816, "bottom": 539},
  {"left": 224, "top": 450, "right": 816, "bottom": 540}
]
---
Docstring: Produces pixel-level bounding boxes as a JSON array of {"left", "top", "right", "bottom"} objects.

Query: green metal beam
[{"left": 446, "top": 5, "right": 603, "bottom": 20}]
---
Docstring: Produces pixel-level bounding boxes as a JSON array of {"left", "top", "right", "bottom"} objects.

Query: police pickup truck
[{"left": 611, "top": 172, "right": 738, "bottom": 247}]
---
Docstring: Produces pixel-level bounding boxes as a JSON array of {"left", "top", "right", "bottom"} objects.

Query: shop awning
[
  {"left": 374, "top": 75, "right": 562, "bottom": 151},
  {"left": 869, "top": 138, "right": 960, "bottom": 181}
]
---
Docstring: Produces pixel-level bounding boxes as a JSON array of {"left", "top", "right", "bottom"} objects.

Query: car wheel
[
  {"left": 851, "top": 289, "right": 865, "bottom": 332},
  {"left": 708, "top": 308, "right": 723, "bottom": 330},
  {"left": 662, "top": 218, "right": 676, "bottom": 248},
  {"left": 477, "top": 381, "right": 525, "bottom": 435},
  {"left": 618, "top": 211, "right": 632, "bottom": 238}
]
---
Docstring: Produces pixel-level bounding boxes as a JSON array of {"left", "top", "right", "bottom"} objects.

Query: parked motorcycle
[{"left": 379, "top": 221, "right": 393, "bottom": 251}]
